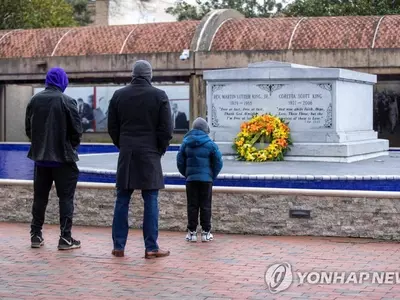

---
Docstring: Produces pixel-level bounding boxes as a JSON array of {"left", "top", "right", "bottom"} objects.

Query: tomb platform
[
  {"left": 203, "top": 60, "right": 389, "bottom": 162},
  {"left": 77, "top": 150, "right": 400, "bottom": 191}
]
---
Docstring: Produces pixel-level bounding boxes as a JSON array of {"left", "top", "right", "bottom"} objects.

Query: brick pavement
[{"left": 1, "top": 222, "right": 400, "bottom": 300}]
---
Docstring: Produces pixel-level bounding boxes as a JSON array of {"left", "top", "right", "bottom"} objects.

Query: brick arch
[
  {"left": 120, "top": 21, "right": 199, "bottom": 54},
  {"left": 210, "top": 16, "right": 392, "bottom": 51},
  {"left": 0, "top": 21, "right": 199, "bottom": 59},
  {"left": 210, "top": 18, "right": 302, "bottom": 51},
  {"left": 373, "top": 15, "right": 400, "bottom": 49},
  {"left": 0, "top": 15, "right": 400, "bottom": 59},
  {"left": 53, "top": 25, "right": 137, "bottom": 56},
  {"left": 0, "top": 30, "right": 12, "bottom": 40},
  {"left": 290, "top": 16, "right": 381, "bottom": 50},
  {"left": 0, "top": 28, "right": 71, "bottom": 58}
]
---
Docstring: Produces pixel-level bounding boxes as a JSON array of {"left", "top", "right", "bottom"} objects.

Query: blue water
[
  {"left": 2, "top": 143, "right": 400, "bottom": 191},
  {"left": 0, "top": 149, "right": 34, "bottom": 180},
  {"left": 79, "top": 174, "right": 400, "bottom": 191},
  {"left": 0, "top": 144, "right": 117, "bottom": 181},
  {"left": 0, "top": 144, "right": 179, "bottom": 182}
]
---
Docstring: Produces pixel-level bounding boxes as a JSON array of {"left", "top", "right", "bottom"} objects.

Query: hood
[
  {"left": 132, "top": 60, "right": 152, "bottom": 82},
  {"left": 184, "top": 129, "right": 211, "bottom": 148},
  {"left": 192, "top": 117, "right": 210, "bottom": 134},
  {"left": 45, "top": 67, "right": 69, "bottom": 92}
]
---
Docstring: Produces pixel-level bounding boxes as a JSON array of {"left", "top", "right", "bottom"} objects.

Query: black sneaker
[
  {"left": 31, "top": 234, "right": 44, "bottom": 248},
  {"left": 58, "top": 236, "right": 81, "bottom": 250}
]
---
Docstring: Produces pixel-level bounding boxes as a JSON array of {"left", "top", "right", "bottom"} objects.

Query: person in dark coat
[
  {"left": 77, "top": 98, "right": 94, "bottom": 132},
  {"left": 25, "top": 67, "right": 82, "bottom": 250},
  {"left": 176, "top": 117, "right": 223, "bottom": 242},
  {"left": 108, "top": 60, "right": 173, "bottom": 259},
  {"left": 172, "top": 103, "right": 189, "bottom": 133}
]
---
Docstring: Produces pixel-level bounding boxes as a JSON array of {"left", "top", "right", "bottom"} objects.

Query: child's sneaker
[
  {"left": 31, "top": 234, "right": 44, "bottom": 248},
  {"left": 185, "top": 230, "right": 197, "bottom": 242},
  {"left": 201, "top": 231, "right": 213, "bottom": 242}
]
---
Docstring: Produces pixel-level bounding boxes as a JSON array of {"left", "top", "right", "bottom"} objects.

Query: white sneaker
[
  {"left": 201, "top": 231, "right": 213, "bottom": 242},
  {"left": 185, "top": 230, "right": 197, "bottom": 242}
]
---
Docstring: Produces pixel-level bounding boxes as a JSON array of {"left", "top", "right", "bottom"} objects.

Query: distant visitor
[
  {"left": 25, "top": 67, "right": 83, "bottom": 250},
  {"left": 171, "top": 102, "right": 189, "bottom": 133},
  {"left": 177, "top": 117, "right": 223, "bottom": 242},
  {"left": 108, "top": 60, "right": 173, "bottom": 259}
]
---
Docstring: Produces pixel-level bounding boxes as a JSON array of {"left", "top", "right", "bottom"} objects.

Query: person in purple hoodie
[{"left": 25, "top": 67, "right": 83, "bottom": 250}]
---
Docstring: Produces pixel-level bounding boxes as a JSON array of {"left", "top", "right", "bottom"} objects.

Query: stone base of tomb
[{"left": 217, "top": 139, "right": 389, "bottom": 163}]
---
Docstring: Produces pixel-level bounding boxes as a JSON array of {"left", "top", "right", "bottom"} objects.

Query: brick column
[{"left": 189, "top": 74, "right": 207, "bottom": 126}]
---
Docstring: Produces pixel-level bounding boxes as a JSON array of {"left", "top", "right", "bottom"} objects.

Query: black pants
[
  {"left": 31, "top": 163, "right": 79, "bottom": 238},
  {"left": 186, "top": 181, "right": 212, "bottom": 232}
]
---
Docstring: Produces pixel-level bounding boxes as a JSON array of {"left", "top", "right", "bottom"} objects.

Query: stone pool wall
[{"left": 2, "top": 184, "right": 400, "bottom": 240}]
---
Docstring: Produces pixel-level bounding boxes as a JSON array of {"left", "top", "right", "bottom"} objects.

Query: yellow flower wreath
[{"left": 233, "top": 113, "right": 292, "bottom": 162}]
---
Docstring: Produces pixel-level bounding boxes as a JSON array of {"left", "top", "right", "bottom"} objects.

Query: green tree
[
  {"left": 67, "top": 0, "right": 93, "bottom": 26},
  {"left": 0, "top": 0, "right": 90, "bottom": 30},
  {"left": 0, "top": 0, "right": 23, "bottom": 29},
  {"left": 282, "top": 0, "right": 400, "bottom": 17},
  {"left": 166, "top": 0, "right": 283, "bottom": 21},
  {"left": 23, "top": 0, "right": 77, "bottom": 28}
]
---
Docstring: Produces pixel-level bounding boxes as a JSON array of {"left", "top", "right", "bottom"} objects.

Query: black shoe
[
  {"left": 57, "top": 236, "right": 81, "bottom": 250},
  {"left": 31, "top": 234, "right": 44, "bottom": 248}
]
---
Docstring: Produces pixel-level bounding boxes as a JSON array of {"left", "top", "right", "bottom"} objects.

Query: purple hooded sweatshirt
[
  {"left": 45, "top": 67, "right": 69, "bottom": 92},
  {"left": 36, "top": 67, "right": 70, "bottom": 167}
]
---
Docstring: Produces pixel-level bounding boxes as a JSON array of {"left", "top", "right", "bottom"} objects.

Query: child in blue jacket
[{"left": 177, "top": 117, "right": 223, "bottom": 242}]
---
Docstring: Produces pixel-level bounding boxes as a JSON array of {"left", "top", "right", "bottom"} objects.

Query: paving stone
[{"left": 0, "top": 222, "right": 398, "bottom": 299}]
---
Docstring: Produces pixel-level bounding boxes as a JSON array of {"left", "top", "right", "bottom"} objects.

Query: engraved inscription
[{"left": 210, "top": 82, "right": 333, "bottom": 130}]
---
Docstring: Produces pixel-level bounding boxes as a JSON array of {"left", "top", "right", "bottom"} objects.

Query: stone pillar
[
  {"left": 189, "top": 74, "right": 206, "bottom": 126},
  {"left": 95, "top": 0, "right": 110, "bottom": 26},
  {"left": 187, "top": 9, "right": 243, "bottom": 129}
]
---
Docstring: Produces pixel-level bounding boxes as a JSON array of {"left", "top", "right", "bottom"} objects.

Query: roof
[
  {"left": 210, "top": 15, "right": 400, "bottom": 51},
  {"left": 0, "top": 15, "right": 399, "bottom": 59},
  {"left": 0, "top": 21, "right": 200, "bottom": 58}
]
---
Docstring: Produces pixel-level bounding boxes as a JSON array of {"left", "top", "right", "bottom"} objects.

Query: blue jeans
[{"left": 112, "top": 188, "right": 159, "bottom": 252}]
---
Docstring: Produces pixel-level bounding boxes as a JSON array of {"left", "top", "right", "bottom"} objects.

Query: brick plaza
[{"left": 1, "top": 222, "right": 400, "bottom": 299}]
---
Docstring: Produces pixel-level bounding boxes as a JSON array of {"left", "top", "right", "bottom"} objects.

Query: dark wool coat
[{"left": 107, "top": 78, "right": 173, "bottom": 190}]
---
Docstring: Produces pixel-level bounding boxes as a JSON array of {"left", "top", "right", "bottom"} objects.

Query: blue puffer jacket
[{"left": 176, "top": 129, "right": 223, "bottom": 182}]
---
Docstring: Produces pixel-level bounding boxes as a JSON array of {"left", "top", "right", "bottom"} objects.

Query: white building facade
[{"left": 93, "top": 0, "right": 198, "bottom": 25}]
